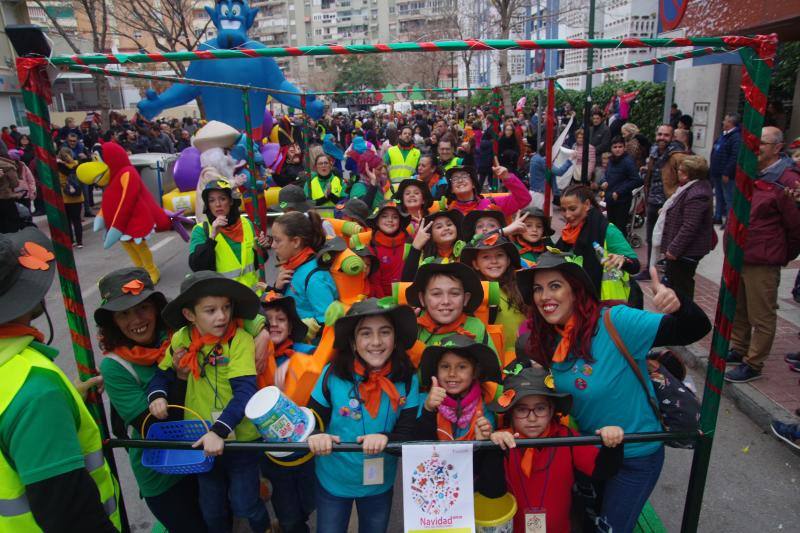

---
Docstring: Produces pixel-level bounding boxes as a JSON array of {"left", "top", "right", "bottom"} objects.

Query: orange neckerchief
[
  {"left": 437, "top": 411, "right": 477, "bottom": 441},
  {"left": 354, "top": 359, "right": 401, "bottom": 418},
  {"left": 435, "top": 244, "right": 454, "bottom": 260},
  {"left": 0, "top": 324, "right": 44, "bottom": 342},
  {"left": 552, "top": 314, "right": 577, "bottom": 363},
  {"left": 519, "top": 421, "right": 555, "bottom": 477},
  {"left": 216, "top": 217, "right": 243, "bottom": 243},
  {"left": 111, "top": 339, "right": 169, "bottom": 366},
  {"left": 282, "top": 247, "right": 316, "bottom": 271},
  {"left": 259, "top": 338, "right": 290, "bottom": 390},
  {"left": 373, "top": 230, "right": 406, "bottom": 248},
  {"left": 417, "top": 313, "right": 476, "bottom": 339},
  {"left": 514, "top": 235, "right": 546, "bottom": 255},
  {"left": 179, "top": 319, "right": 242, "bottom": 379},
  {"left": 560, "top": 221, "right": 584, "bottom": 245}
]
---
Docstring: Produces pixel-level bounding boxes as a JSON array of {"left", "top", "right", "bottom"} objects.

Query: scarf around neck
[
  {"left": 373, "top": 229, "right": 407, "bottom": 249},
  {"left": 111, "top": 338, "right": 170, "bottom": 367},
  {"left": 552, "top": 314, "right": 577, "bottom": 363},
  {"left": 179, "top": 319, "right": 241, "bottom": 379},
  {"left": 282, "top": 247, "right": 316, "bottom": 271},
  {"left": 518, "top": 421, "right": 555, "bottom": 477},
  {"left": 217, "top": 217, "right": 243, "bottom": 243},
  {"left": 437, "top": 380, "right": 481, "bottom": 439},
  {"left": 514, "top": 235, "right": 546, "bottom": 256},
  {"left": 0, "top": 324, "right": 44, "bottom": 342},
  {"left": 560, "top": 220, "right": 584, "bottom": 245},
  {"left": 417, "top": 312, "right": 476, "bottom": 339},
  {"left": 354, "top": 359, "right": 401, "bottom": 418}
]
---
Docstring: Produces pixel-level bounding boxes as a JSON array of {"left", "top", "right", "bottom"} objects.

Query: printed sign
[{"left": 402, "top": 443, "right": 474, "bottom": 533}]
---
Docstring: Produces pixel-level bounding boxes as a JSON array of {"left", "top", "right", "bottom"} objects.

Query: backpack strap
[
  {"left": 105, "top": 354, "right": 141, "bottom": 385},
  {"left": 602, "top": 310, "right": 665, "bottom": 429},
  {"left": 304, "top": 266, "right": 323, "bottom": 292},
  {"left": 321, "top": 364, "right": 333, "bottom": 406}
]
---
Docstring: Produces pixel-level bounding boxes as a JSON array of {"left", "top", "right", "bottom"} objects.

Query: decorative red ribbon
[{"left": 16, "top": 57, "right": 52, "bottom": 104}]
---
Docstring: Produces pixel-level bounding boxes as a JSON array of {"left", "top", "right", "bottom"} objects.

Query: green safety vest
[
  {"left": 308, "top": 174, "right": 343, "bottom": 217},
  {"left": 387, "top": 146, "right": 421, "bottom": 184},
  {"left": 599, "top": 239, "right": 631, "bottom": 302},
  {"left": 442, "top": 157, "right": 463, "bottom": 172},
  {"left": 0, "top": 347, "right": 121, "bottom": 532},
  {"left": 198, "top": 218, "right": 261, "bottom": 294}
]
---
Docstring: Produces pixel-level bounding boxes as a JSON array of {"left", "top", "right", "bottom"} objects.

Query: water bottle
[{"left": 593, "top": 241, "right": 622, "bottom": 280}]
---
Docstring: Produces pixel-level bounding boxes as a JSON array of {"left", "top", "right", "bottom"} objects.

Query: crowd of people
[{"left": 1, "top": 95, "right": 799, "bottom": 533}]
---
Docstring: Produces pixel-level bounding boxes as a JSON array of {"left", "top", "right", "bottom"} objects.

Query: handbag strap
[{"left": 603, "top": 310, "right": 665, "bottom": 429}]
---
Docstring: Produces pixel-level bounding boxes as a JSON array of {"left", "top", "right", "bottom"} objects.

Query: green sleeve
[
  {"left": 226, "top": 330, "right": 257, "bottom": 380},
  {"left": 605, "top": 223, "right": 637, "bottom": 259},
  {"left": 383, "top": 151, "right": 391, "bottom": 165},
  {"left": 189, "top": 224, "right": 208, "bottom": 254},
  {"left": 242, "top": 314, "right": 266, "bottom": 337},
  {"left": 349, "top": 181, "right": 367, "bottom": 200},
  {"left": 99, "top": 358, "right": 149, "bottom": 425},
  {"left": 0, "top": 369, "right": 85, "bottom": 484},
  {"left": 303, "top": 179, "right": 312, "bottom": 198}
]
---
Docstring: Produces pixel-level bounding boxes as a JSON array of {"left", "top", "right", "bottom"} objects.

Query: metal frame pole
[
  {"left": 240, "top": 89, "right": 267, "bottom": 282},
  {"left": 544, "top": 78, "right": 555, "bottom": 216},
  {"left": 580, "top": 0, "right": 596, "bottom": 184}
]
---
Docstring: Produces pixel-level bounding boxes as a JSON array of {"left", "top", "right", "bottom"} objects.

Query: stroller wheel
[{"left": 630, "top": 235, "right": 642, "bottom": 248}]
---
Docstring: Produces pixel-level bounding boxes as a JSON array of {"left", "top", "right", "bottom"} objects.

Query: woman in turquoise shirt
[
  {"left": 306, "top": 299, "right": 421, "bottom": 533},
  {"left": 517, "top": 252, "right": 710, "bottom": 533}
]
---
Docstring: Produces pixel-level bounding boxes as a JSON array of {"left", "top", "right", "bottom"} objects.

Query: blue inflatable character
[{"left": 137, "top": 0, "right": 324, "bottom": 131}]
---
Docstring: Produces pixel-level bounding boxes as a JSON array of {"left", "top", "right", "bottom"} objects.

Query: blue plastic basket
[{"left": 141, "top": 406, "right": 215, "bottom": 475}]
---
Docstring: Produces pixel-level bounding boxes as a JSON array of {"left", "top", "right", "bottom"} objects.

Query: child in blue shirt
[{"left": 306, "top": 298, "right": 422, "bottom": 533}]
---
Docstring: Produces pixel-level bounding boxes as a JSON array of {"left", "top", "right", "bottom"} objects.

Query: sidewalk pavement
[{"left": 640, "top": 225, "right": 800, "bottom": 431}]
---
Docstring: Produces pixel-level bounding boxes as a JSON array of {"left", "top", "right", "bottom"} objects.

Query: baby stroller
[{"left": 626, "top": 185, "right": 645, "bottom": 248}]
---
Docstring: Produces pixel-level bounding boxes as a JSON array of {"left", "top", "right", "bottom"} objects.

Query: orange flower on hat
[
  {"left": 497, "top": 388, "right": 516, "bottom": 407},
  {"left": 483, "top": 233, "right": 499, "bottom": 246},
  {"left": 18, "top": 241, "right": 54, "bottom": 271},
  {"left": 122, "top": 279, "right": 145, "bottom": 295}
]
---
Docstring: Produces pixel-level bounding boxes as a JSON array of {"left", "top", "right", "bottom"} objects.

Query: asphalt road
[{"left": 31, "top": 214, "right": 800, "bottom": 532}]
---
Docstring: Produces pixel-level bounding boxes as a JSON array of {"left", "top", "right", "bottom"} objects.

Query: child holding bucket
[
  {"left": 417, "top": 334, "right": 501, "bottom": 442},
  {"left": 256, "top": 291, "right": 317, "bottom": 532},
  {"left": 475, "top": 366, "right": 624, "bottom": 533},
  {"left": 306, "top": 298, "right": 421, "bottom": 532},
  {"left": 147, "top": 271, "right": 270, "bottom": 532}
]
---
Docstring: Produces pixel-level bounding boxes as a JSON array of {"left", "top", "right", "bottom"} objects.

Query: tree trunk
[
  {"left": 498, "top": 50, "right": 512, "bottom": 115},
  {"left": 93, "top": 75, "right": 112, "bottom": 129},
  {"left": 465, "top": 60, "right": 472, "bottom": 103}
]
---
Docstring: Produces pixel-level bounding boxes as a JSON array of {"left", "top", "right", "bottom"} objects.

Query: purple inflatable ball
[
  {"left": 262, "top": 109, "right": 274, "bottom": 140},
  {"left": 173, "top": 146, "right": 201, "bottom": 192},
  {"left": 260, "top": 143, "right": 281, "bottom": 168}
]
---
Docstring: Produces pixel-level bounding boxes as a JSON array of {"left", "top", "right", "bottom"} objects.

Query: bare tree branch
[{"left": 31, "top": 0, "right": 81, "bottom": 54}]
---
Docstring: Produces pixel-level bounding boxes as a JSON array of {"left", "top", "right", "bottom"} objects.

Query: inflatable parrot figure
[
  {"left": 76, "top": 142, "right": 192, "bottom": 284},
  {"left": 137, "top": 0, "right": 324, "bottom": 131}
]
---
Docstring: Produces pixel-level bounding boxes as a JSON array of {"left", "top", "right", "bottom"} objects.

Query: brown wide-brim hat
[
  {"left": 0, "top": 227, "right": 56, "bottom": 324},
  {"left": 489, "top": 365, "right": 572, "bottom": 415},
  {"left": 94, "top": 267, "right": 166, "bottom": 329},
  {"left": 333, "top": 298, "right": 418, "bottom": 351},
  {"left": 422, "top": 209, "right": 464, "bottom": 240},
  {"left": 519, "top": 206, "right": 555, "bottom": 237},
  {"left": 419, "top": 333, "right": 502, "bottom": 386},
  {"left": 460, "top": 234, "right": 521, "bottom": 270},
  {"left": 462, "top": 210, "right": 507, "bottom": 242},
  {"left": 336, "top": 198, "right": 370, "bottom": 227},
  {"left": 394, "top": 178, "right": 433, "bottom": 209},
  {"left": 367, "top": 202, "right": 411, "bottom": 232},
  {"left": 405, "top": 262, "right": 483, "bottom": 314},
  {"left": 260, "top": 291, "right": 308, "bottom": 343},
  {"left": 516, "top": 250, "right": 598, "bottom": 304},
  {"left": 162, "top": 271, "right": 260, "bottom": 329}
]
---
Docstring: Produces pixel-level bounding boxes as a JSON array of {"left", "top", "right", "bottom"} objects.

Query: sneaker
[
  {"left": 785, "top": 353, "right": 800, "bottom": 365},
  {"left": 770, "top": 421, "right": 800, "bottom": 451},
  {"left": 727, "top": 349, "right": 744, "bottom": 365},
  {"left": 74, "top": 243, "right": 83, "bottom": 249},
  {"left": 789, "top": 362, "right": 800, "bottom": 374},
  {"left": 724, "top": 363, "right": 762, "bottom": 383},
  {"left": 633, "top": 270, "right": 651, "bottom": 282}
]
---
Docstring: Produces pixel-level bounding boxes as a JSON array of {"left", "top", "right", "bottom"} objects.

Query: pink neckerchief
[{"left": 438, "top": 380, "right": 481, "bottom": 429}]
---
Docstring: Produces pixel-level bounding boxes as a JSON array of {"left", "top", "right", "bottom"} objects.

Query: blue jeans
[
  {"left": 600, "top": 446, "right": 665, "bottom": 533},
  {"left": 315, "top": 479, "right": 393, "bottom": 533},
  {"left": 260, "top": 455, "right": 315, "bottom": 533},
  {"left": 713, "top": 174, "right": 733, "bottom": 220},
  {"left": 197, "top": 450, "right": 270, "bottom": 533}
]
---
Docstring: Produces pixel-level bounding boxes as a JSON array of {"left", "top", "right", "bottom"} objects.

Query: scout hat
[
  {"left": 94, "top": 267, "right": 166, "bottom": 329},
  {"left": 444, "top": 164, "right": 479, "bottom": 194},
  {"left": 367, "top": 202, "right": 411, "bottom": 232},
  {"left": 394, "top": 178, "right": 433, "bottom": 210},
  {"left": 0, "top": 227, "right": 56, "bottom": 324},
  {"left": 192, "top": 120, "right": 240, "bottom": 153},
  {"left": 516, "top": 249, "right": 597, "bottom": 303},
  {"left": 419, "top": 333, "right": 502, "bottom": 386},
  {"left": 261, "top": 290, "right": 308, "bottom": 343},
  {"left": 405, "top": 262, "right": 483, "bottom": 314},
  {"left": 462, "top": 209, "right": 506, "bottom": 242},
  {"left": 336, "top": 198, "right": 370, "bottom": 227},
  {"left": 161, "top": 270, "right": 260, "bottom": 329},
  {"left": 422, "top": 209, "right": 464, "bottom": 240},
  {"left": 333, "top": 298, "right": 418, "bottom": 351},
  {"left": 460, "top": 233, "right": 521, "bottom": 270},
  {"left": 489, "top": 365, "right": 572, "bottom": 415},
  {"left": 276, "top": 184, "right": 313, "bottom": 212},
  {"left": 518, "top": 206, "right": 555, "bottom": 237}
]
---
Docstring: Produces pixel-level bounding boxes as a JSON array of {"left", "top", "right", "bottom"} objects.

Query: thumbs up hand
[
  {"left": 474, "top": 409, "right": 493, "bottom": 441},
  {"left": 649, "top": 266, "right": 680, "bottom": 314},
  {"left": 424, "top": 376, "right": 448, "bottom": 412}
]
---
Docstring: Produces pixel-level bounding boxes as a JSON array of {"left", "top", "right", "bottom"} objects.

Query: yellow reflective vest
[
  {"left": 0, "top": 346, "right": 121, "bottom": 532},
  {"left": 442, "top": 157, "right": 463, "bottom": 172},
  {"left": 307, "top": 174, "right": 343, "bottom": 217},
  {"left": 387, "top": 145, "right": 421, "bottom": 184},
  {"left": 599, "top": 239, "right": 632, "bottom": 302},
  {"left": 197, "top": 217, "right": 261, "bottom": 294}
]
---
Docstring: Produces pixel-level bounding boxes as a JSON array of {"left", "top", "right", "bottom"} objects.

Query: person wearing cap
[
  {"left": 94, "top": 267, "right": 207, "bottom": 533},
  {"left": 0, "top": 227, "right": 121, "bottom": 531},
  {"left": 505, "top": 206, "right": 555, "bottom": 264},
  {"left": 394, "top": 177, "right": 433, "bottom": 235},
  {"left": 475, "top": 366, "right": 624, "bottom": 533},
  {"left": 385, "top": 125, "right": 421, "bottom": 186},
  {"left": 462, "top": 234, "right": 527, "bottom": 354},
  {"left": 401, "top": 209, "right": 464, "bottom": 281},
  {"left": 275, "top": 184, "right": 338, "bottom": 239},
  {"left": 329, "top": 197, "right": 371, "bottom": 240},
  {"left": 517, "top": 250, "right": 710, "bottom": 532},
  {"left": 443, "top": 163, "right": 531, "bottom": 216},
  {"left": 189, "top": 178, "right": 270, "bottom": 294},
  {"left": 417, "top": 334, "right": 501, "bottom": 442},
  {"left": 406, "top": 262, "right": 497, "bottom": 364},
  {"left": 304, "top": 153, "right": 344, "bottom": 218},
  {"left": 147, "top": 271, "right": 269, "bottom": 532},
  {"left": 306, "top": 299, "right": 421, "bottom": 531},
  {"left": 351, "top": 202, "right": 412, "bottom": 298},
  {"left": 556, "top": 183, "right": 640, "bottom": 304},
  {"left": 257, "top": 291, "right": 316, "bottom": 533}
]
